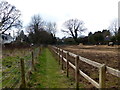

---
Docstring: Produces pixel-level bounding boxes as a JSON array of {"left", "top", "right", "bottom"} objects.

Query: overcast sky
[{"left": 6, "top": 0, "right": 119, "bottom": 38}]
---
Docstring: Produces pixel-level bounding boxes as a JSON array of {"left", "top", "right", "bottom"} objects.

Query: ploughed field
[{"left": 59, "top": 45, "right": 120, "bottom": 88}]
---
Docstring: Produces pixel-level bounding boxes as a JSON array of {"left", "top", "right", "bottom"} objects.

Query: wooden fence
[
  {"left": 2, "top": 47, "right": 41, "bottom": 88},
  {"left": 51, "top": 46, "right": 120, "bottom": 88}
]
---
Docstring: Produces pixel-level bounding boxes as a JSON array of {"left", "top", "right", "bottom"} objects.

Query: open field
[
  {"left": 58, "top": 45, "right": 120, "bottom": 88},
  {"left": 60, "top": 45, "right": 119, "bottom": 69},
  {"left": 1, "top": 45, "right": 120, "bottom": 89}
]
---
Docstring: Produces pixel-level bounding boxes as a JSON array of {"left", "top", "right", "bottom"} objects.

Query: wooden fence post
[
  {"left": 20, "top": 58, "right": 26, "bottom": 88},
  {"left": 57, "top": 47, "right": 59, "bottom": 57},
  {"left": 61, "top": 49, "right": 64, "bottom": 70},
  {"left": 32, "top": 51, "right": 34, "bottom": 70},
  {"left": 66, "top": 51, "right": 69, "bottom": 77},
  {"left": 40, "top": 46, "right": 42, "bottom": 53},
  {"left": 39, "top": 47, "right": 41, "bottom": 56},
  {"left": 37, "top": 48, "right": 39, "bottom": 58},
  {"left": 59, "top": 48, "right": 60, "bottom": 65},
  {"left": 99, "top": 64, "right": 106, "bottom": 89},
  {"left": 75, "top": 55, "right": 79, "bottom": 89}
]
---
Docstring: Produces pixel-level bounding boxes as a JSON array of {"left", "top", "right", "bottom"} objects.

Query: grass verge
[{"left": 29, "top": 48, "right": 81, "bottom": 88}]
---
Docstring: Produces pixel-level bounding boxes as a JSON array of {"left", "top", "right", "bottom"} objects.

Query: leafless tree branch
[
  {"left": 0, "top": 1, "right": 22, "bottom": 33},
  {"left": 62, "top": 18, "right": 86, "bottom": 44}
]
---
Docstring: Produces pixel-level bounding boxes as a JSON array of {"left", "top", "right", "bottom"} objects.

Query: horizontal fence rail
[
  {"left": 51, "top": 46, "right": 120, "bottom": 88},
  {"left": 106, "top": 66, "right": 120, "bottom": 78}
]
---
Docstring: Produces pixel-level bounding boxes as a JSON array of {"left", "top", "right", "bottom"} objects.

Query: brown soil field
[{"left": 58, "top": 45, "right": 120, "bottom": 88}]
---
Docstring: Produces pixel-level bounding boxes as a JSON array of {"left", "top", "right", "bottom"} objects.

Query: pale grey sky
[{"left": 6, "top": 0, "right": 119, "bottom": 38}]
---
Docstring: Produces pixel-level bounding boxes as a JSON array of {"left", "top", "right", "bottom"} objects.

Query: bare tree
[
  {"left": 109, "top": 19, "right": 118, "bottom": 36},
  {"left": 26, "top": 14, "right": 46, "bottom": 45},
  {"left": 27, "top": 14, "right": 44, "bottom": 33},
  {"left": 47, "top": 22, "right": 57, "bottom": 37},
  {"left": 62, "top": 18, "right": 86, "bottom": 44},
  {"left": 0, "top": 1, "right": 22, "bottom": 33}
]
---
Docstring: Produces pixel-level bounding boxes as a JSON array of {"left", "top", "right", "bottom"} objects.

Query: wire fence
[{"left": 1, "top": 46, "right": 41, "bottom": 88}]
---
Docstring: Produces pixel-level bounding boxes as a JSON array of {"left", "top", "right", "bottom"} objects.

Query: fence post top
[
  {"left": 99, "top": 64, "right": 106, "bottom": 69},
  {"left": 76, "top": 55, "right": 79, "bottom": 60},
  {"left": 67, "top": 51, "right": 69, "bottom": 54},
  {"left": 102, "top": 64, "right": 106, "bottom": 65},
  {"left": 76, "top": 55, "right": 79, "bottom": 58},
  {"left": 20, "top": 58, "right": 24, "bottom": 60}
]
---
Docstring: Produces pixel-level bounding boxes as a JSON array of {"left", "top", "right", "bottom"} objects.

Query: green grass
[
  {"left": 2, "top": 47, "right": 84, "bottom": 88},
  {"left": 29, "top": 48, "right": 84, "bottom": 88},
  {"left": 2, "top": 48, "right": 33, "bottom": 88}
]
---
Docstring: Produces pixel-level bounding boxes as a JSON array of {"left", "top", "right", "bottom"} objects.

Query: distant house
[
  {"left": 1, "top": 33, "right": 13, "bottom": 44},
  {"left": 105, "top": 36, "right": 110, "bottom": 41}
]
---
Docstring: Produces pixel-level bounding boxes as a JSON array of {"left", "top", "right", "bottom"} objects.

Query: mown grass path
[{"left": 30, "top": 48, "right": 76, "bottom": 88}]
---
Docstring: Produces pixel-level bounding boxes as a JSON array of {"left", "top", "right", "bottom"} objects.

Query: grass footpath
[{"left": 29, "top": 48, "right": 78, "bottom": 88}]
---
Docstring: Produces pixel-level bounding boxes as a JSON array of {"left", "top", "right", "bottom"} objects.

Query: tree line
[{"left": 60, "top": 28, "right": 120, "bottom": 45}]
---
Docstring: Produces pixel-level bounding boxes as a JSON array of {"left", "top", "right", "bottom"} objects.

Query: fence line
[
  {"left": 2, "top": 47, "right": 41, "bottom": 88},
  {"left": 51, "top": 46, "right": 120, "bottom": 88}
]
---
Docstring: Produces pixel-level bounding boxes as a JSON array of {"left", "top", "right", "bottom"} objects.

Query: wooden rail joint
[{"left": 99, "top": 64, "right": 106, "bottom": 88}]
